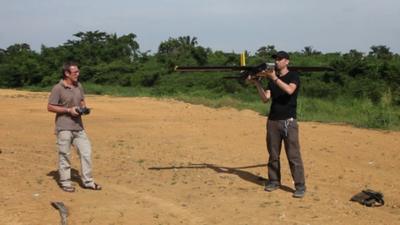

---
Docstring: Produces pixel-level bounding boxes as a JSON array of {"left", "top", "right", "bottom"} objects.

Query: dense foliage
[{"left": 1, "top": 31, "right": 399, "bottom": 129}]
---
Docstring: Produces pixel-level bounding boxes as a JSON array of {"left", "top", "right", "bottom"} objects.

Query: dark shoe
[
  {"left": 264, "top": 182, "right": 280, "bottom": 192},
  {"left": 293, "top": 189, "right": 306, "bottom": 198},
  {"left": 84, "top": 182, "right": 102, "bottom": 191},
  {"left": 60, "top": 185, "right": 75, "bottom": 193}
]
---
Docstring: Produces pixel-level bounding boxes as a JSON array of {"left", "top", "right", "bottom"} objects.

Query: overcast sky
[{"left": 1, "top": 0, "right": 399, "bottom": 54}]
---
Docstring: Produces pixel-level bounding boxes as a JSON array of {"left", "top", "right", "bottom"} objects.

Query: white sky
[{"left": 1, "top": 0, "right": 399, "bottom": 54}]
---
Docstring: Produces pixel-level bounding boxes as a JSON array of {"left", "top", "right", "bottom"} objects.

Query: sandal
[
  {"left": 61, "top": 186, "right": 75, "bottom": 192},
  {"left": 84, "top": 183, "right": 102, "bottom": 191}
]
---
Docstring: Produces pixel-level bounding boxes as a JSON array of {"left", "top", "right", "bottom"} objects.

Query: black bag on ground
[{"left": 350, "top": 189, "right": 384, "bottom": 207}]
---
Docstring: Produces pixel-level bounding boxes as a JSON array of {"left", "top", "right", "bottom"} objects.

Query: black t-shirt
[{"left": 267, "top": 71, "right": 300, "bottom": 120}]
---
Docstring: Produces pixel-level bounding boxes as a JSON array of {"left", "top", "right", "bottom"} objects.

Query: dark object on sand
[
  {"left": 350, "top": 189, "right": 384, "bottom": 207},
  {"left": 51, "top": 201, "right": 68, "bottom": 225}
]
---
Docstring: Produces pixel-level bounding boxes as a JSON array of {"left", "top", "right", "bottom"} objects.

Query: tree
[
  {"left": 302, "top": 46, "right": 321, "bottom": 56},
  {"left": 156, "top": 36, "right": 208, "bottom": 69},
  {"left": 0, "top": 48, "right": 6, "bottom": 63},
  {"left": 368, "top": 45, "right": 392, "bottom": 60},
  {"left": 0, "top": 43, "right": 42, "bottom": 87},
  {"left": 255, "top": 45, "right": 276, "bottom": 59},
  {"left": 63, "top": 31, "right": 140, "bottom": 64}
]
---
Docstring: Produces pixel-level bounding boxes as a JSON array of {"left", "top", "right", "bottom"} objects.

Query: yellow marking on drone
[{"left": 240, "top": 52, "right": 246, "bottom": 66}]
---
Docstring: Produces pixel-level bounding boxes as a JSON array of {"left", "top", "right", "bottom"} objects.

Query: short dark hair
[{"left": 61, "top": 61, "right": 79, "bottom": 78}]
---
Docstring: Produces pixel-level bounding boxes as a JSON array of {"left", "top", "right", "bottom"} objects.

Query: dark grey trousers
[{"left": 266, "top": 119, "right": 306, "bottom": 190}]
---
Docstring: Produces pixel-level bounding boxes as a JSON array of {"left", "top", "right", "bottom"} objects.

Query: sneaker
[
  {"left": 264, "top": 182, "right": 280, "bottom": 192},
  {"left": 293, "top": 189, "right": 306, "bottom": 198}
]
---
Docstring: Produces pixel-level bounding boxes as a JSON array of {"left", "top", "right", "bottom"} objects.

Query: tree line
[{"left": 1, "top": 30, "right": 400, "bottom": 106}]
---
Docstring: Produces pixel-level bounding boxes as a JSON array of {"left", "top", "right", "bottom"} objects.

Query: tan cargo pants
[{"left": 56, "top": 130, "right": 94, "bottom": 188}]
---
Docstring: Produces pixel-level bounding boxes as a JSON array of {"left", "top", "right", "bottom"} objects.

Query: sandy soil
[{"left": 0, "top": 89, "right": 399, "bottom": 225}]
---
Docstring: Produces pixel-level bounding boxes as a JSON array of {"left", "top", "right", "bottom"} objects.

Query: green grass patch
[
  {"left": 21, "top": 83, "right": 400, "bottom": 131},
  {"left": 298, "top": 97, "right": 400, "bottom": 130}
]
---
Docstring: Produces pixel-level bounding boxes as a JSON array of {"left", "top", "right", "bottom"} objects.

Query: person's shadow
[
  {"left": 47, "top": 168, "right": 85, "bottom": 188},
  {"left": 149, "top": 163, "right": 294, "bottom": 193}
]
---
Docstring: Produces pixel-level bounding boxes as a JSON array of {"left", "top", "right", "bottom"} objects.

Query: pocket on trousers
[
  {"left": 57, "top": 131, "right": 72, "bottom": 150},
  {"left": 289, "top": 120, "right": 298, "bottom": 129}
]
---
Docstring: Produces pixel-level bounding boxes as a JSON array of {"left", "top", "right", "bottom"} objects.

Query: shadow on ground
[
  {"left": 149, "top": 163, "right": 294, "bottom": 193},
  {"left": 47, "top": 168, "right": 85, "bottom": 188}
]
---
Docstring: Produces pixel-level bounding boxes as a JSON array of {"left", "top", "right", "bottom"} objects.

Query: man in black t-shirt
[{"left": 249, "top": 51, "right": 306, "bottom": 198}]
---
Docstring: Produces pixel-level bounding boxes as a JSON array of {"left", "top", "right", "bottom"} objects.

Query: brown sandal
[
  {"left": 84, "top": 183, "right": 102, "bottom": 190},
  {"left": 61, "top": 186, "right": 75, "bottom": 192}
]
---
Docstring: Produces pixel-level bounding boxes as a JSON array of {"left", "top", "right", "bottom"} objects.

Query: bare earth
[{"left": 0, "top": 89, "right": 399, "bottom": 225}]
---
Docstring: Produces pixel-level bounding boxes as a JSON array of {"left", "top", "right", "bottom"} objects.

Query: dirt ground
[{"left": 0, "top": 89, "right": 399, "bottom": 225}]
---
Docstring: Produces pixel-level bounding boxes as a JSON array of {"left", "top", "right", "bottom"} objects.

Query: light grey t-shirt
[{"left": 48, "top": 80, "right": 85, "bottom": 131}]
